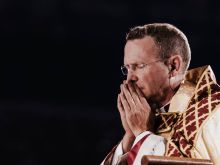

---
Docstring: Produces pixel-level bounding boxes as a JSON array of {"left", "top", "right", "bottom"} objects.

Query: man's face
[{"left": 124, "top": 36, "right": 170, "bottom": 104}]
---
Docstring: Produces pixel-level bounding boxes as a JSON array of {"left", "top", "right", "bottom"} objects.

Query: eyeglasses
[{"left": 121, "top": 59, "right": 163, "bottom": 75}]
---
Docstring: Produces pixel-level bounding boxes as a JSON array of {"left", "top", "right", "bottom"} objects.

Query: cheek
[
  {"left": 140, "top": 71, "right": 168, "bottom": 90},
  {"left": 138, "top": 73, "right": 155, "bottom": 90}
]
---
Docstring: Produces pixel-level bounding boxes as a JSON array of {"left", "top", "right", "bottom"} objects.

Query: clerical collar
[
  {"left": 159, "top": 103, "right": 170, "bottom": 113},
  {"left": 152, "top": 102, "right": 170, "bottom": 113},
  {"left": 154, "top": 82, "right": 183, "bottom": 113}
]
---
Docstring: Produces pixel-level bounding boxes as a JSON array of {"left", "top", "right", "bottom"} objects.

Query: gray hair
[{"left": 126, "top": 23, "right": 191, "bottom": 71}]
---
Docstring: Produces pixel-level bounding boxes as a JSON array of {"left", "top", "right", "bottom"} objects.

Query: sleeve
[
  {"left": 100, "top": 140, "right": 128, "bottom": 165},
  {"left": 101, "top": 131, "right": 165, "bottom": 165},
  {"left": 202, "top": 107, "right": 220, "bottom": 165},
  {"left": 100, "top": 145, "right": 118, "bottom": 165},
  {"left": 132, "top": 131, "right": 152, "bottom": 147},
  {"left": 110, "top": 131, "right": 152, "bottom": 165},
  {"left": 132, "top": 132, "right": 166, "bottom": 165},
  {"left": 111, "top": 142, "right": 123, "bottom": 165}
]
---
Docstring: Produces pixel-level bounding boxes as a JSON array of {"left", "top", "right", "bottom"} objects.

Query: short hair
[{"left": 126, "top": 23, "right": 191, "bottom": 72}]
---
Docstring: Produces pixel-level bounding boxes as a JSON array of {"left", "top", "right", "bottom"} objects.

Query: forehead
[{"left": 124, "top": 36, "right": 159, "bottom": 64}]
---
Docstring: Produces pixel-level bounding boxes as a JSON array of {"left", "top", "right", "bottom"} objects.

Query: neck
[
  {"left": 158, "top": 86, "right": 178, "bottom": 108},
  {"left": 150, "top": 79, "right": 183, "bottom": 109}
]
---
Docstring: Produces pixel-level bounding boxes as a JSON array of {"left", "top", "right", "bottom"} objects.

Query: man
[{"left": 101, "top": 23, "right": 220, "bottom": 165}]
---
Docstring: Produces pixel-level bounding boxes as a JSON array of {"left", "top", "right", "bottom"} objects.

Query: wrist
[
  {"left": 124, "top": 132, "right": 135, "bottom": 139},
  {"left": 122, "top": 133, "right": 135, "bottom": 153}
]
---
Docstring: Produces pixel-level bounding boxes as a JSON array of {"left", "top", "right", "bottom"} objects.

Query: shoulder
[{"left": 203, "top": 105, "right": 220, "bottom": 130}]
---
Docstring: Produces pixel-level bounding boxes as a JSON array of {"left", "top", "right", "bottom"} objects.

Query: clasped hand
[{"left": 118, "top": 82, "right": 153, "bottom": 137}]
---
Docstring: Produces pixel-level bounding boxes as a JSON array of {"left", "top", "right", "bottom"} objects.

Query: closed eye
[{"left": 136, "top": 64, "right": 146, "bottom": 69}]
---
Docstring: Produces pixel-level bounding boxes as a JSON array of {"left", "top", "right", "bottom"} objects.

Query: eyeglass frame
[{"left": 120, "top": 59, "right": 164, "bottom": 75}]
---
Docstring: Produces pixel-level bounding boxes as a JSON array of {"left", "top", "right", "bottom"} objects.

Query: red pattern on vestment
[{"left": 166, "top": 68, "right": 220, "bottom": 157}]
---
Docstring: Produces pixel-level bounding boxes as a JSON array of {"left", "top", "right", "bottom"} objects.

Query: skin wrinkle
[{"left": 124, "top": 36, "right": 179, "bottom": 108}]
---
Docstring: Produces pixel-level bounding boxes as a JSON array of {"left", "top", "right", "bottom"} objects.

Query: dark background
[{"left": 0, "top": 0, "right": 220, "bottom": 164}]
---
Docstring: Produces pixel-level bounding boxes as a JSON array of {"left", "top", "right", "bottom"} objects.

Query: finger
[
  {"left": 121, "top": 84, "right": 136, "bottom": 110},
  {"left": 119, "top": 91, "right": 131, "bottom": 113},
  {"left": 134, "top": 84, "right": 150, "bottom": 106},
  {"left": 117, "top": 94, "right": 126, "bottom": 122},
  {"left": 134, "top": 84, "right": 145, "bottom": 97},
  {"left": 117, "top": 94, "right": 124, "bottom": 114},
  {"left": 127, "top": 82, "right": 142, "bottom": 106}
]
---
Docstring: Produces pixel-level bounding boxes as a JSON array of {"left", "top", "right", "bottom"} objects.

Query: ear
[{"left": 168, "top": 54, "right": 182, "bottom": 77}]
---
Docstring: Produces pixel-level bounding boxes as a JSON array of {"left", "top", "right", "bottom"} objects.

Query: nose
[{"left": 126, "top": 70, "right": 138, "bottom": 83}]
